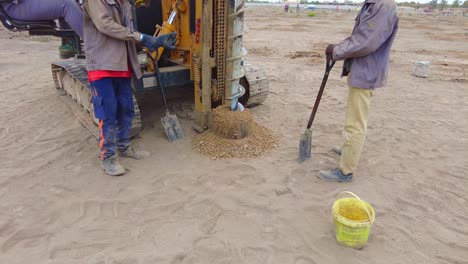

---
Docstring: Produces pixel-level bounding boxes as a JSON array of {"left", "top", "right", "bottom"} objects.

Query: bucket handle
[{"left": 337, "top": 191, "right": 375, "bottom": 225}]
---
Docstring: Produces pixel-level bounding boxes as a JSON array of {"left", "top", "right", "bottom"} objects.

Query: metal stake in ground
[
  {"left": 151, "top": 53, "right": 184, "bottom": 142},
  {"left": 299, "top": 58, "right": 335, "bottom": 163}
]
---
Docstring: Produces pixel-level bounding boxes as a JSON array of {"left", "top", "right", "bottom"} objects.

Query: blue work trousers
[{"left": 91, "top": 78, "right": 134, "bottom": 160}]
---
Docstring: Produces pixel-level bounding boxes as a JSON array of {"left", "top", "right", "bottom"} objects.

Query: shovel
[
  {"left": 151, "top": 57, "right": 184, "bottom": 142},
  {"left": 299, "top": 58, "right": 335, "bottom": 163}
]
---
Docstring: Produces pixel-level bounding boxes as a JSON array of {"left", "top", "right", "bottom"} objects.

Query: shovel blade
[
  {"left": 299, "top": 129, "right": 312, "bottom": 163},
  {"left": 161, "top": 112, "right": 184, "bottom": 142}
]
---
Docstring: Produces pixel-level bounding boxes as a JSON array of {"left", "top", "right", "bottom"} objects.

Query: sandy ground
[{"left": 1, "top": 7, "right": 468, "bottom": 264}]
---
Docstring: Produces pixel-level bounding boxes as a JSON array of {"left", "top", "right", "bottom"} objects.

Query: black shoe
[{"left": 318, "top": 168, "right": 353, "bottom": 182}]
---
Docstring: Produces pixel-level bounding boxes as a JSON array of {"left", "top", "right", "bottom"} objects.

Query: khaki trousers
[{"left": 339, "top": 86, "right": 374, "bottom": 174}]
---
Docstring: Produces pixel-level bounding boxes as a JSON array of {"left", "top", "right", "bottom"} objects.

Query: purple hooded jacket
[{"left": 333, "top": 0, "right": 399, "bottom": 89}]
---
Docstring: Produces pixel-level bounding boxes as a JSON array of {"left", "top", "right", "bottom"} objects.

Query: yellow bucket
[{"left": 332, "top": 191, "right": 375, "bottom": 249}]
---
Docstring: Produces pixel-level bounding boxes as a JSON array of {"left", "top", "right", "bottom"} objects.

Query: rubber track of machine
[
  {"left": 241, "top": 64, "right": 270, "bottom": 107},
  {"left": 51, "top": 60, "right": 142, "bottom": 138}
]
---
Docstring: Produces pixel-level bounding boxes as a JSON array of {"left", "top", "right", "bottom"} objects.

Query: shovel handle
[
  {"left": 151, "top": 51, "right": 169, "bottom": 112},
  {"left": 306, "top": 58, "right": 335, "bottom": 129}
]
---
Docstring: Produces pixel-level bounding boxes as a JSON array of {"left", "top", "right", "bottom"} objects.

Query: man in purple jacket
[{"left": 320, "top": 0, "right": 399, "bottom": 182}]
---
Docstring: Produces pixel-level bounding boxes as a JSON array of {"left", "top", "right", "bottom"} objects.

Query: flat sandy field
[{"left": 0, "top": 7, "right": 467, "bottom": 264}]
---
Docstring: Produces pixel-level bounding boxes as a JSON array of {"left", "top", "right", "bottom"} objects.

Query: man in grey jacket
[
  {"left": 319, "top": 0, "right": 399, "bottom": 182},
  {"left": 83, "top": 0, "right": 176, "bottom": 176}
]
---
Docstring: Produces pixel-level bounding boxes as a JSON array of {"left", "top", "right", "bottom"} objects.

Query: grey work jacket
[
  {"left": 83, "top": 0, "right": 142, "bottom": 79},
  {"left": 333, "top": 0, "right": 399, "bottom": 89}
]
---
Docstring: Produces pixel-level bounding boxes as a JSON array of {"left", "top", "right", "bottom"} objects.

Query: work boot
[
  {"left": 332, "top": 146, "right": 342, "bottom": 155},
  {"left": 100, "top": 156, "right": 126, "bottom": 176},
  {"left": 318, "top": 168, "right": 353, "bottom": 182},
  {"left": 119, "top": 147, "right": 150, "bottom": 160},
  {"left": 59, "top": 40, "right": 76, "bottom": 59}
]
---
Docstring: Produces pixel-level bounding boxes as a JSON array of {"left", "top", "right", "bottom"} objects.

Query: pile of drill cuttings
[{"left": 192, "top": 106, "right": 277, "bottom": 159}]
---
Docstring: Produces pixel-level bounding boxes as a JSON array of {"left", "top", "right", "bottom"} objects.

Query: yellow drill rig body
[{"left": 49, "top": 0, "right": 269, "bottom": 136}]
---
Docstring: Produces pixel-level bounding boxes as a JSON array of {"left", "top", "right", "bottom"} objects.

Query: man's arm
[
  {"left": 333, "top": 2, "right": 397, "bottom": 61},
  {"left": 83, "top": 0, "right": 141, "bottom": 41},
  {"left": 83, "top": 0, "right": 177, "bottom": 51}
]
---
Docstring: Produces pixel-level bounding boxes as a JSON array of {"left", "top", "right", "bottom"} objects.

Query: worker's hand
[
  {"left": 157, "top": 32, "right": 178, "bottom": 49},
  {"left": 140, "top": 32, "right": 177, "bottom": 51},
  {"left": 325, "top": 44, "right": 336, "bottom": 61}
]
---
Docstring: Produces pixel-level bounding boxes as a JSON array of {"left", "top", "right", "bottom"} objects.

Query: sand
[
  {"left": 212, "top": 105, "right": 255, "bottom": 139},
  {"left": 1, "top": 7, "right": 468, "bottom": 264},
  {"left": 193, "top": 106, "right": 277, "bottom": 159}
]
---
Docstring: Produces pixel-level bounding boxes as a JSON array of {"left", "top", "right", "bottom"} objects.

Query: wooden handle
[{"left": 306, "top": 58, "right": 335, "bottom": 129}]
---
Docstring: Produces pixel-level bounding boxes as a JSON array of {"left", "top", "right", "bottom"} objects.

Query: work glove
[
  {"left": 325, "top": 44, "right": 336, "bottom": 61},
  {"left": 140, "top": 32, "right": 177, "bottom": 51}
]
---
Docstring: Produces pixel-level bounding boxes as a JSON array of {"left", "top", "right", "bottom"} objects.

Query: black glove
[
  {"left": 140, "top": 32, "right": 177, "bottom": 51},
  {"left": 325, "top": 44, "right": 336, "bottom": 61}
]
